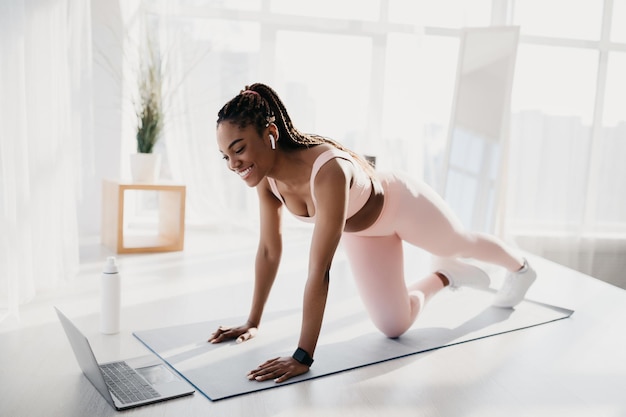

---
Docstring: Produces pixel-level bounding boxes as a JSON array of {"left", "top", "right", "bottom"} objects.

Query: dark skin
[{"left": 209, "top": 121, "right": 384, "bottom": 383}]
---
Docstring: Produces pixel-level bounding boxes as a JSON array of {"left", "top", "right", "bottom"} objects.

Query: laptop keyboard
[{"left": 100, "top": 362, "right": 160, "bottom": 404}]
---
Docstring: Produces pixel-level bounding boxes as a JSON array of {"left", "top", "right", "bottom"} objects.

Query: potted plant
[{"left": 129, "top": 37, "right": 163, "bottom": 183}]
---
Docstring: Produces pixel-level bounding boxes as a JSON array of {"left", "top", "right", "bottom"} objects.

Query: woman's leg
[
  {"left": 390, "top": 174, "right": 524, "bottom": 272},
  {"left": 341, "top": 233, "right": 446, "bottom": 338},
  {"left": 341, "top": 173, "right": 527, "bottom": 338},
  {"left": 387, "top": 174, "right": 536, "bottom": 307}
]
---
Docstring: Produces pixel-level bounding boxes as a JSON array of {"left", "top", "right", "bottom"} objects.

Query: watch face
[{"left": 293, "top": 348, "right": 313, "bottom": 366}]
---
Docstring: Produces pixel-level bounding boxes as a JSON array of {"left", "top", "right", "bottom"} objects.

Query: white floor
[{"left": 2, "top": 228, "right": 626, "bottom": 417}]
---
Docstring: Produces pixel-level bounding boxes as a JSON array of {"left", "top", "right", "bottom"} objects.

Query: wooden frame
[{"left": 101, "top": 179, "right": 186, "bottom": 253}]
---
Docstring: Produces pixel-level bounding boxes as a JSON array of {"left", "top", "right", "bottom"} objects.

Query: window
[
  {"left": 509, "top": 45, "right": 598, "bottom": 229},
  {"left": 512, "top": 45, "right": 598, "bottom": 124},
  {"left": 513, "top": 0, "right": 603, "bottom": 40},
  {"left": 611, "top": 0, "right": 626, "bottom": 42},
  {"left": 505, "top": 1, "right": 626, "bottom": 236},
  {"left": 271, "top": 0, "right": 380, "bottom": 21},
  {"left": 388, "top": 0, "right": 491, "bottom": 27},
  {"left": 148, "top": 0, "right": 626, "bottom": 238},
  {"left": 176, "top": 0, "right": 261, "bottom": 11},
  {"left": 594, "top": 52, "right": 626, "bottom": 227},
  {"left": 274, "top": 31, "right": 372, "bottom": 150}
]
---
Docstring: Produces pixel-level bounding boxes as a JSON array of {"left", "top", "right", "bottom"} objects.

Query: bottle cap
[{"left": 103, "top": 256, "right": 119, "bottom": 274}]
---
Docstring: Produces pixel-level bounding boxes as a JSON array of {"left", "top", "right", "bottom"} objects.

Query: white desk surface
[{"left": 1, "top": 230, "right": 625, "bottom": 417}]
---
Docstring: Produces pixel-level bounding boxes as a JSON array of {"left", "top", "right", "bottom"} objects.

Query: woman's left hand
[{"left": 247, "top": 356, "right": 310, "bottom": 383}]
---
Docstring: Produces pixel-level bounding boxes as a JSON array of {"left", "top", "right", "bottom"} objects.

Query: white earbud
[{"left": 269, "top": 134, "right": 276, "bottom": 150}]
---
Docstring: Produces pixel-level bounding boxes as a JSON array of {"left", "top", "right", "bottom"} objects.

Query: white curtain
[
  {"left": 151, "top": 7, "right": 261, "bottom": 231},
  {"left": 0, "top": 0, "right": 93, "bottom": 323}
]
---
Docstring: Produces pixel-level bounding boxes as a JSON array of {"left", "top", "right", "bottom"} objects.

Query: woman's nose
[{"left": 228, "top": 156, "right": 241, "bottom": 171}]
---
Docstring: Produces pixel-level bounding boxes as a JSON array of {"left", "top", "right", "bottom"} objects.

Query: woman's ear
[{"left": 268, "top": 123, "right": 278, "bottom": 141}]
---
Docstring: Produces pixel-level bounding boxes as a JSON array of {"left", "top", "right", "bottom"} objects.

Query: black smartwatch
[{"left": 292, "top": 347, "right": 314, "bottom": 366}]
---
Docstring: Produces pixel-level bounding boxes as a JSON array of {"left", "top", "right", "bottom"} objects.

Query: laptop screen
[{"left": 55, "top": 307, "right": 116, "bottom": 407}]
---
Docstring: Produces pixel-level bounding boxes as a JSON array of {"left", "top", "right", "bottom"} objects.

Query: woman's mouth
[{"left": 237, "top": 166, "right": 253, "bottom": 179}]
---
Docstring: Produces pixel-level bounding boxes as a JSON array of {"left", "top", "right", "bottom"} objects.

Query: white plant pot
[{"left": 130, "top": 153, "right": 162, "bottom": 183}]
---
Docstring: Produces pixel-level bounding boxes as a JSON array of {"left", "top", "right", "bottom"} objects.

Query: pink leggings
[{"left": 341, "top": 172, "right": 523, "bottom": 338}]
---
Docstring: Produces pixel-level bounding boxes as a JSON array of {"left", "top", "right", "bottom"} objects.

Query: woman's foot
[
  {"left": 432, "top": 257, "right": 491, "bottom": 290},
  {"left": 492, "top": 259, "right": 537, "bottom": 308}
]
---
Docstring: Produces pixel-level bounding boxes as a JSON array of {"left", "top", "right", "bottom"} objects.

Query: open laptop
[{"left": 55, "top": 307, "right": 194, "bottom": 410}]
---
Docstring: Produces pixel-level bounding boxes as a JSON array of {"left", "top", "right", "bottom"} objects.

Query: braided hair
[{"left": 216, "top": 83, "right": 374, "bottom": 175}]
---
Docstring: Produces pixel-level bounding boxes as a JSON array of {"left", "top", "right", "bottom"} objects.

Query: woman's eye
[
  {"left": 234, "top": 147, "right": 244, "bottom": 154},
  {"left": 222, "top": 154, "right": 229, "bottom": 161}
]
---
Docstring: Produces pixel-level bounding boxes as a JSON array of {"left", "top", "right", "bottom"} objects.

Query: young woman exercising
[{"left": 208, "top": 83, "right": 537, "bottom": 383}]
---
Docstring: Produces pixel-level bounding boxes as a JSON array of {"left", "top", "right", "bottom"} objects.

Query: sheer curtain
[
  {"left": 0, "top": 0, "right": 93, "bottom": 323},
  {"left": 155, "top": 17, "right": 234, "bottom": 228},
  {"left": 150, "top": 5, "right": 263, "bottom": 231}
]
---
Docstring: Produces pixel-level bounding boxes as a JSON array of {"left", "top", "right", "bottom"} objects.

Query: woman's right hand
[{"left": 208, "top": 322, "right": 258, "bottom": 344}]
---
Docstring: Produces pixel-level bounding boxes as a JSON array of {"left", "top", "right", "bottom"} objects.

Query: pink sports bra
[{"left": 266, "top": 148, "right": 372, "bottom": 224}]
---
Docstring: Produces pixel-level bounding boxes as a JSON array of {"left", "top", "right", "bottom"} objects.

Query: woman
[{"left": 208, "top": 83, "right": 536, "bottom": 383}]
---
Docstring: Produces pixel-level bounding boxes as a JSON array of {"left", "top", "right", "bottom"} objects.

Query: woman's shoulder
[
  {"left": 309, "top": 145, "right": 352, "bottom": 166},
  {"left": 310, "top": 146, "right": 358, "bottom": 186}
]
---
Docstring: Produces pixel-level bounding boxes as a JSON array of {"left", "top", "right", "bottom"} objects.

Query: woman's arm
[
  {"left": 248, "top": 178, "right": 283, "bottom": 329},
  {"left": 209, "top": 178, "right": 283, "bottom": 344},
  {"left": 248, "top": 159, "right": 352, "bottom": 382},
  {"left": 297, "top": 159, "right": 351, "bottom": 356}
]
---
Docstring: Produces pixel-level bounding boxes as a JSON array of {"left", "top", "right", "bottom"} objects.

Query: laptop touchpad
[{"left": 136, "top": 364, "right": 179, "bottom": 385}]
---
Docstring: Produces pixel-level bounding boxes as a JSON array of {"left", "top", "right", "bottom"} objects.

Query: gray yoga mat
[{"left": 133, "top": 289, "right": 573, "bottom": 401}]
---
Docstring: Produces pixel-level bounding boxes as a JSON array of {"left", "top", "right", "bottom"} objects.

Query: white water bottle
[{"left": 100, "top": 256, "right": 121, "bottom": 334}]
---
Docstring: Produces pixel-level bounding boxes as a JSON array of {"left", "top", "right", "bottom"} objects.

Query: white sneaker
[
  {"left": 432, "top": 257, "right": 490, "bottom": 290},
  {"left": 492, "top": 259, "right": 537, "bottom": 308}
]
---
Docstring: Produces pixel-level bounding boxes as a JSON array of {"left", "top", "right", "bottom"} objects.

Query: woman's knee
[
  {"left": 369, "top": 308, "right": 416, "bottom": 338},
  {"left": 377, "top": 322, "right": 410, "bottom": 339}
]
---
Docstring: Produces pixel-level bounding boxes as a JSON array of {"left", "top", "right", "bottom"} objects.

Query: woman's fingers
[
  {"left": 208, "top": 325, "right": 231, "bottom": 343},
  {"left": 247, "top": 356, "right": 309, "bottom": 383},
  {"left": 236, "top": 327, "right": 258, "bottom": 344},
  {"left": 247, "top": 358, "right": 280, "bottom": 380},
  {"left": 208, "top": 324, "right": 257, "bottom": 344}
]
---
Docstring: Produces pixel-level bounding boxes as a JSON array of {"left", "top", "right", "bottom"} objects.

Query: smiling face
[{"left": 217, "top": 121, "right": 275, "bottom": 187}]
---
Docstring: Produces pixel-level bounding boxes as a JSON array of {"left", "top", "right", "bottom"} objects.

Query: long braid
[{"left": 217, "top": 83, "right": 375, "bottom": 175}]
